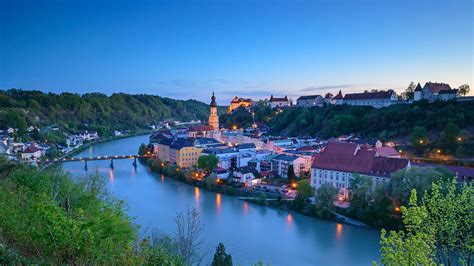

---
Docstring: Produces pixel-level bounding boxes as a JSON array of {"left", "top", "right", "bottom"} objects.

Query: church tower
[{"left": 208, "top": 92, "right": 219, "bottom": 130}]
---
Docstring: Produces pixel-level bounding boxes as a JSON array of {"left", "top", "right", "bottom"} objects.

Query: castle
[{"left": 227, "top": 96, "right": 253, "bottom": 113}]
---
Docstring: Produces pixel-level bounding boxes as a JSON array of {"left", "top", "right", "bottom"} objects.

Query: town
[{"left": 143, "top": 86, "right": 473, "bottom": 207}]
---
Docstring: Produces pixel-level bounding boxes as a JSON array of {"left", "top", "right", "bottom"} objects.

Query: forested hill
[
  {"left": 0, "top": 89, "right": 219, "bottom": 136},
  {"left": 269, "top": 100, "right": 474, "bottom": 139}
]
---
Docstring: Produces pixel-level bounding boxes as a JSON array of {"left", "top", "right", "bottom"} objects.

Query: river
[{"left": 61, "top": 135, "right": 381, "bottom": 265}]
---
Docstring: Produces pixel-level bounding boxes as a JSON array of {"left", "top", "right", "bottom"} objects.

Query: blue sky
[{"left": 1, "top": 0, "right": 472, "bottom": 103}]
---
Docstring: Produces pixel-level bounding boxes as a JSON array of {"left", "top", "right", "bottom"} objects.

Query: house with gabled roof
[{"left": 414, "top": 82, "right": 458, "bottom": 102}]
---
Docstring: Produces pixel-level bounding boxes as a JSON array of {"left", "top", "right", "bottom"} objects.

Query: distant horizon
[{"left": 1, "top": 0, "right": 472, "bottom": 103}]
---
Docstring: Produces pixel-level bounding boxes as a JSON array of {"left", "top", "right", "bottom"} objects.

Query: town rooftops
[
  {"left": 158, "top": 138, "right": 174, "bottom": 146},
  {"left": 169, "top": 138, "right": 194, "bottom": 150},
  {"left": 297, "top": 95, "right": 322, "bottom": 100},
  {"left": 202, "top": 147, "right": 237, "bottom": 155},
  {"left": 344, "top": 90, "right": 395, "bottom": 100},
  {"left": 273, "top": 154, "right": 300, "bottom": 162},
  {"left": 231, "top": 97, "right": 253, "bottom": 103},
  {"left": 423, "top": 82, "right": 453, "bottom": 94},
  {"left": 269, "top": 95, "right": 288, "bottom": 102},
  {"left": 236, "top": 143, "right": 256, "bottom": 150},
  {"left": 189, "top": 125, "right": 214, "bottom": 132},
  {"left": 23, "top": 145, "right": 40, "bottom": 153},
  {"left": 193, "top": 137, "right": 220, "bottom": 145}
]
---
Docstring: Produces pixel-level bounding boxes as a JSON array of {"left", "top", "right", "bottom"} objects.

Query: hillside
[{"left": 0, "top": 89, "right": 223, "bottom": 137}]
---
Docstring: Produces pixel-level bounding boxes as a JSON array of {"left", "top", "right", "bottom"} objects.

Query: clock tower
[{"left": 208, "top": 92, "right": 219, "bottom": 130}]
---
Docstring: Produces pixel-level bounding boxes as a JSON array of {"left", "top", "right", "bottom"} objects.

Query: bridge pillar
[
  {"left": 84, "top": 160, "right": 88, "bottom": 171},
  {"left": 110, "top": 159, "right": 114, "bottom": 169},
  {"left": 132, "top": 157, "right": 137, "bottom": 168}
]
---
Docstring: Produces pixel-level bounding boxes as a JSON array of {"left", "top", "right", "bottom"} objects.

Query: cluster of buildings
[
  {"left": 225, "top": 81, "right": 462, "bottom": 111},
  {"left": 0, "top": 126, "right": 100, "bottom": 162}
]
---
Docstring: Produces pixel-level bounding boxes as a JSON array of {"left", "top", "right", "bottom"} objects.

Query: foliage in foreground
[
  {"left": 378, "top": 181, "right": 473, "bottom": 265},
  {"left": 0, "top": 157, "right": 183, "bottom": 264}
]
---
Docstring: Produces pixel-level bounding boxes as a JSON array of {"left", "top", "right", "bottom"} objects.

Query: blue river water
[{"left": 61, "top": 134, "right": 381, "bottom": 265}]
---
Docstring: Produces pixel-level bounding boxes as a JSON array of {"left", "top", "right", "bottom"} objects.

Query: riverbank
[{"left": 140, "top": 156, "right": 370, "bottom": 228}]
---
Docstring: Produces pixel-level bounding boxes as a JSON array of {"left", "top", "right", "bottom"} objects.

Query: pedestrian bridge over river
[{"left": 38, "top": 154, "right": 152, "bottom": 170}]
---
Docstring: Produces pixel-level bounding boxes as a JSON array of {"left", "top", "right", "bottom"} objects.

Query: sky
[{"left": 0, "top": 0, "right": 473, "bottom": 103}]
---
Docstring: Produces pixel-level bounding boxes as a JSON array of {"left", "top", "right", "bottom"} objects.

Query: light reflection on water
[{"left": 61, "top": 135, "right": 381, "bottom": 266}]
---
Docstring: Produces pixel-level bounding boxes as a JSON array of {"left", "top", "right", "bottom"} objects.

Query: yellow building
[
  {"left": 169, "top": 139, "right": 203, "bottom": 168},
  {"left": 227, "top": 96, "right": 253, "bottom": 113}
]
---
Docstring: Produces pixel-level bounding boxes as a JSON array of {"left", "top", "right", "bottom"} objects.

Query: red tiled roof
[
  {"left": 269, "top": 95, "right": 288, "bottom": 102},
  {"left": 189, "top": 125, "right": 213, "bottom": 132},
  {"left": 344, "top": 90, "right": 395, "bottom": 100},
  {"left": 312, "top": 142, "right": 408, "bottom": 177},
  {"left": 23, "top": 145, "right": 40, "bottom": 153},
  {"left": 376, "top": 146, "right": 399, "bottom": 157},
  {"left": 297, "top": 145, "right": 318, "bottom": 151},
  {"left": 424, "top": 82, "right": 452, "bottom": 94}
]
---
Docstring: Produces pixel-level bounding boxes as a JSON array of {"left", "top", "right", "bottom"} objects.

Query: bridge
[{"left": 38, "top": 154, "right": 152, "bottom": 170}]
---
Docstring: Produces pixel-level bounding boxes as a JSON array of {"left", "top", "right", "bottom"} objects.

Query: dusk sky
[{"left": 1, "top": 0, "right": 472, "bottom": 103}]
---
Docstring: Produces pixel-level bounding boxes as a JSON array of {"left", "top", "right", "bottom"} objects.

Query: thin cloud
[{"left": 299, "top": 84, "right": 355, "bottom": 92}]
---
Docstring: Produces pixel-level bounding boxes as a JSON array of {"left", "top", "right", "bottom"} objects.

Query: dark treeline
[{"left": 0, "top": 89, "right": 223, "bottom": 137}]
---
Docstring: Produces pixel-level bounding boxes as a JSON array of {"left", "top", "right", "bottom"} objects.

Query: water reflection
[
  {"left": 336, "top": 223, "right": 343, "bottom": 240},
  {"left": 243, "top": 201, "right": 249, "bottom": 215},
  {"left": 216, "top": 193, "right": 222, "bottom": 212},
  {"left": 286, "top": 213, "right": 293, "bottom": 226},
  {"left": 108, "top": 169, "right": 115, "bottom": 182},
  {"left": 194, "top": 187, "right": 200, "bottom": 201},
  {"left": 161, "top": 174, "right": 165, "bottom": 183}
]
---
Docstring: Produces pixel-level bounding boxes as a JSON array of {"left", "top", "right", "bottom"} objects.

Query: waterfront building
[
  {"left": 233, "top": 166, "right": 257, "bottom": 185},
  {"left": 269, "top": 95, "right": 290, "bottom": 108},
  {"left": 296, "top": 95, "right": 324, "bottom": 107},
  {"left": 228, "top": 96, "right": 253, "bottom": 113},
  {"left": 414, "top": 82, "right": 458, "bottom": 102},
  {"left": 157, "top": 138, "right": 173, "bottom": 162},
  {"left": 311, "top": 142, "right": 409, "bottom": 199},
  {"left": 212, "top": 166, "right": 230, "bottom": 180},
  {"left": 21, "top": 145, "right": 42, "bottom": 161},
  {"left": 343, "top": 90, "right": 398, "bottom": 108},
  {"left": 271, "top": 154, "right": 306, "bottom": 178},
  {"left": 208, "top": 92, "right": 220, "bottom": 130},
  {"left": 169, "top": 138, "right": 203, "bottom": 168}
]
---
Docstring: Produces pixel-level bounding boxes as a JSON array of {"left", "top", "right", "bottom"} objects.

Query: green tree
[
  {"left": 389, "top": 166, "right": 452, "bottom": 206},
  {"left": 138, "top": 143, "right": 147, "bottom": 156},
  {"left": 411, "top": 126, "right": 428, "bottom": 148},
  {"left": 211, "top": 243, "right": 233, "bottom": 266},
  {"left": 401, "top": 81, "right": 416, "bottom": 100},
  {"left": 314, "top": 183, "right": 338, "bottom": 218},
  {"left": 458, "top": 84, "right": 470, "bottom": 96},
  {"left": 348, "top": 174, "right": 373, "bottom": 217},
  {"left": 197, "top": 155, "right": 218, "bottom": 173},
  {"left": 439, "top": 122, "right": 460, "bottom": 146},
  {"left": 287, "top": 164, "right": 296, "bottom": 181},
  {"left": 296, "top": 179, "right": 314, "bottom": 200},
  {"left": 379, "top": 190, "right": 435, "bottom": 265},
  {"left": 379, "top": 182, "right": 473, "bottom": 265}
]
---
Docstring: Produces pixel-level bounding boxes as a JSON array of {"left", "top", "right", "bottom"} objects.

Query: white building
[
  {"left": 268, "top": 95, "right": 290, "bottom": 109},
  {"left": 21, "top": 145, "right": 42, "bottom": 161},
  {"left": 271, "top": 154, "right": 307, "bottom": 178},
  {"left": 296, "top": 95, "right": 324, "bottom": 107},
  {"left": 311, "top": 142, "right": 409, "bottom": 199},
  {"left": 414, "top": 82, "right": 457, "bottom": 102},
  {"left": 343, "top": 90, "right": 398, "bottom": 108},
  {"left": 233, "top": 166, "right": 257, "bottom": 185}
]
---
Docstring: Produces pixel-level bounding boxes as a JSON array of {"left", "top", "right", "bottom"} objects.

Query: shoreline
[{"left": 140, "top": 158, "right": 370, "bottom": 228}]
